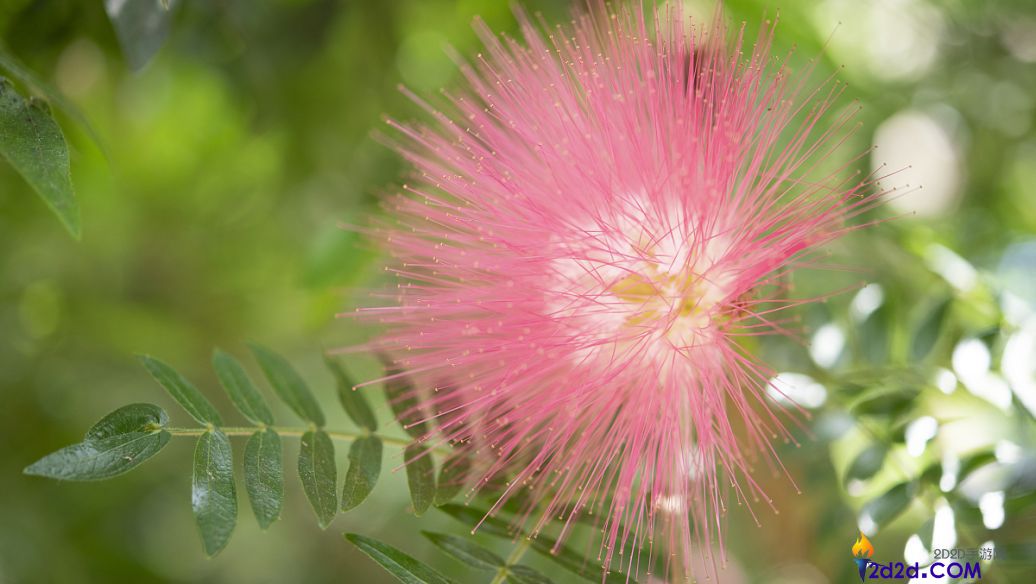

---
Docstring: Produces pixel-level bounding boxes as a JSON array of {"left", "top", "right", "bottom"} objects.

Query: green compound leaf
[
  {"left": 404, "top": 442, "right": 435, "bottom": 516},
  {"left": 299, "top": 430, "right": 337, "bottom": 528},
  {"left": 861, "top": 482, "right": 915, "bottom": 529},
  {"left": 917, "top": 517, "right": 936, "bottom": 551},
  {"left": 421, "top": 531, "right": 504, "bottom": 570},
  {"left": 244, "top": 428, "right": 283, "bottom": 529},
  {"left": 103, "top": 0, "right": 175, "bottom": 71},
  {"left": 24, "top": 403, "right": 170, "bottom": 481},
  {"left": 23, "top": 431, "right": 171, "bottom": 481},
  {"left": 849, "top": 385, "right": 920, "bottom": 419},
  {"left": 437, "top": 504, "right": 514, "bottom": 538},
  {"left": 958, "top": 449, "right": 997, "bottom": 479},
  {"left": 858, "top": 301, "right": 893, "bottom": 364},
  {"left": 507, "top": 565, "right": 556, "bottom": 584},
  {"left": 0, "top": 46, "right": 106, "bottom": 156},
  {"left": 434, "top": 451, "right": 471, "bottom": 506},
  {"left": 345, "top": 533, "right": 456, "bottom": 584},
  {"left": 382, "top": 359, "right": 428, "bottom": 439},
  {"left": 192, "top": 429, "right": 237, "bottom": 557},
  {"left": 527, "top": 536, "right": 632, "bottom": 583},
  {"left": 845, "top": 444, "right": 888, "bottom": 484},
  {"left": 86, "top": 402, "right": 168, "bottom": 439},
  {"left": 340, "top": 436, "right": 382, "bottom": 512},
  {"left": 213, "top": 348, "right": 274, "bottom": 426},
  {"left": 139, "top": 354, "right": 222, "bottom": 426},
  {"left": 327, "top": 356, "right": 377, "bottom": 431},
  {"left": 250, "top": 344, "right": 325, "bottom": 427},
  {"left": 911, "top": 297, "right": 952, "bottom": 361},
  {"left": 0, "top": 77, "right": 79, "bottom": 238},
  {"left": 437, "top": 504, "right": 633, "bottom": 583},
  {"left": 919, "top": 448, "right": 995, "bottom": 487}
]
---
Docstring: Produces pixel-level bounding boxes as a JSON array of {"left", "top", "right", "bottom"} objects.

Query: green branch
[
  {"left": 489, "top": 536, "right": 533, "bottom": 584},
  {"left": 165, "top": 426, "right": 438, "bottom": 452},
  {"left": 24, "top": 346, "right": 465, "bottom": 559}
]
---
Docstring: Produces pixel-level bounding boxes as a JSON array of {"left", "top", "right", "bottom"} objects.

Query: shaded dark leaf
[
  {"left": 849, "top": 385, "right": 920, "bottom": 419},
  {"left": 861, "top": 482, "right": 914, "bottom": 528},
  {"left": 327, "top": 356, "right": 377, "bottom": 431},
  {"left": 507, "top": 565, "right": 556, "bottom": 584},
  {"left": 859, "top": 302, "right": 893, "bottom": 364},
  {"left": 422, "top": 531, "right": 504, "bottom": 570},
  {"left": 341, "top": 436, "right": 382, "bottom": 512},
  {"left": 382, "top": 358, "right": 428, "bottom": 438},
  {"left": 432, "top": 379, "right": 469, "bottom": 442},
  {"left": 434, "top": 451, "right": 471, "bottom": 506},
  {"left": 405, "top": 442, "right": 435, "bottom": 516},
  {"left": 528, "top": 536, "right": 631, "bottom": 583},
  {"left": 345, "top": 533, "right": 456, "bottom": 584},
  {"left": 0, "top": 47, "right": 106, "bottom": 154},
  {"left": 912, "top": 297, "right": 952, "bottom": 361},
  {"left": 917, "top": 518, "right": 935, "bottom": 551},
  {"left": 103, "top": 0, "right": 176, "bottom": 71},
  {"left": 959, "top": 450, "right": 998, "bottom": 479},
  {"left": 437, "top": 504, "right": 631, "bottom": 583},
  {"left": 437, "top": 504, "right": 514, "bottom": 539},
  {"left": 919, "top": 448, "right": 996, "bottom": 487},
  {"left": 845, "top": 444, "right": 888, "bottom": 484},
  {"left": 0, "top": 77, "right": 78, "bottom": 237}
]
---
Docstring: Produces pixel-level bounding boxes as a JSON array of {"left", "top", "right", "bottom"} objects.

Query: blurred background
[{"left": 1, "top": 0, "right": 1034, "bottom": 582}]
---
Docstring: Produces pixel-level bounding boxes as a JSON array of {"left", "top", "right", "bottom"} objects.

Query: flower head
[{"left": 356, "top": 3, "right": 879, "bottom": 578}]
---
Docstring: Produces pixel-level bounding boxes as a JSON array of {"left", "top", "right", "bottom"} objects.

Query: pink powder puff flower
[{"left": 351, "top": 2, "right": 883, "bottom": 580}]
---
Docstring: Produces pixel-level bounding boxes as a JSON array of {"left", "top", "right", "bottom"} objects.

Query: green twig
[
  {"left": 166, "top": 426, "right": 418, "bottom": 450},
  {"left": 489, "top": 536, "right": 533, "bottom": 584}
]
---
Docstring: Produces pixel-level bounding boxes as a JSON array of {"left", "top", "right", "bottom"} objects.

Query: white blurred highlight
[
  {"left": 926, "top": 244, "right": 978, "bottom": 292},
  {"left": 904, "top": 534, "right": 929, "bottom": 565},
  {"left": 995, "top": 440, "right": 1023, "bottom": 464},
  {"left": 1002, "top": 318, "right": 1036, "bottom": 417},
  {"left": 934, "top": 368, "right": 958, "bottom": 395},
  {"left": 873, "top": 110, "right": 961, "bottom": 217},
  {"left": 939, "top": 452, "right": 959, "bottom": 492},
  {"left": 858, "top": 513, "right": 878, "bottom": 537},
  {"left": 813, "top": 0, "right": 944, "bottom": 81},
  {"left": 979, "top": 491, "right": 1005, "bottom": 530},
  {"left": 931, "top": 501, "right": 956, "bottom": 551},
  {"left": 953, "top": 339, "right": 1013, "bottom": 411},
  {"left": 851, "top": 284, "right": 884, "bottom": 322},
  {"left": 952, "top": 338, "right": 990, "bottom": 380},
  {"left": 810, "top": 323, "right": 845, "bottom": 369},
  {"left": 767, "top": 373, "right": 828, "bottom": 409},
  {"left": 905, "top": 416, "right": 938, "bottom": 457}
]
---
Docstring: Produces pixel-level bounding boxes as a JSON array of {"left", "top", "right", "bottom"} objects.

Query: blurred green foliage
[{"left": 2, "top": 0, "right": 1035, "bottom": 582}]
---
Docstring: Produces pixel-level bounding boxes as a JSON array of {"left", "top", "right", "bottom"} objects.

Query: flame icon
[
  {"left": 851, "top": 532, "right": 875, "bottom": 582},
  {"left": 852, "top": 532, "right": 875, "bottom": 558}
]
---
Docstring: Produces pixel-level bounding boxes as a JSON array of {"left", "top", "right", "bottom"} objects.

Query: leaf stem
[
  {"left": 490, "top": 536, "right": 533, "bottom": 584},
  {"left": 166, "top": 426, "right": 416, "bottom": 449}
]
